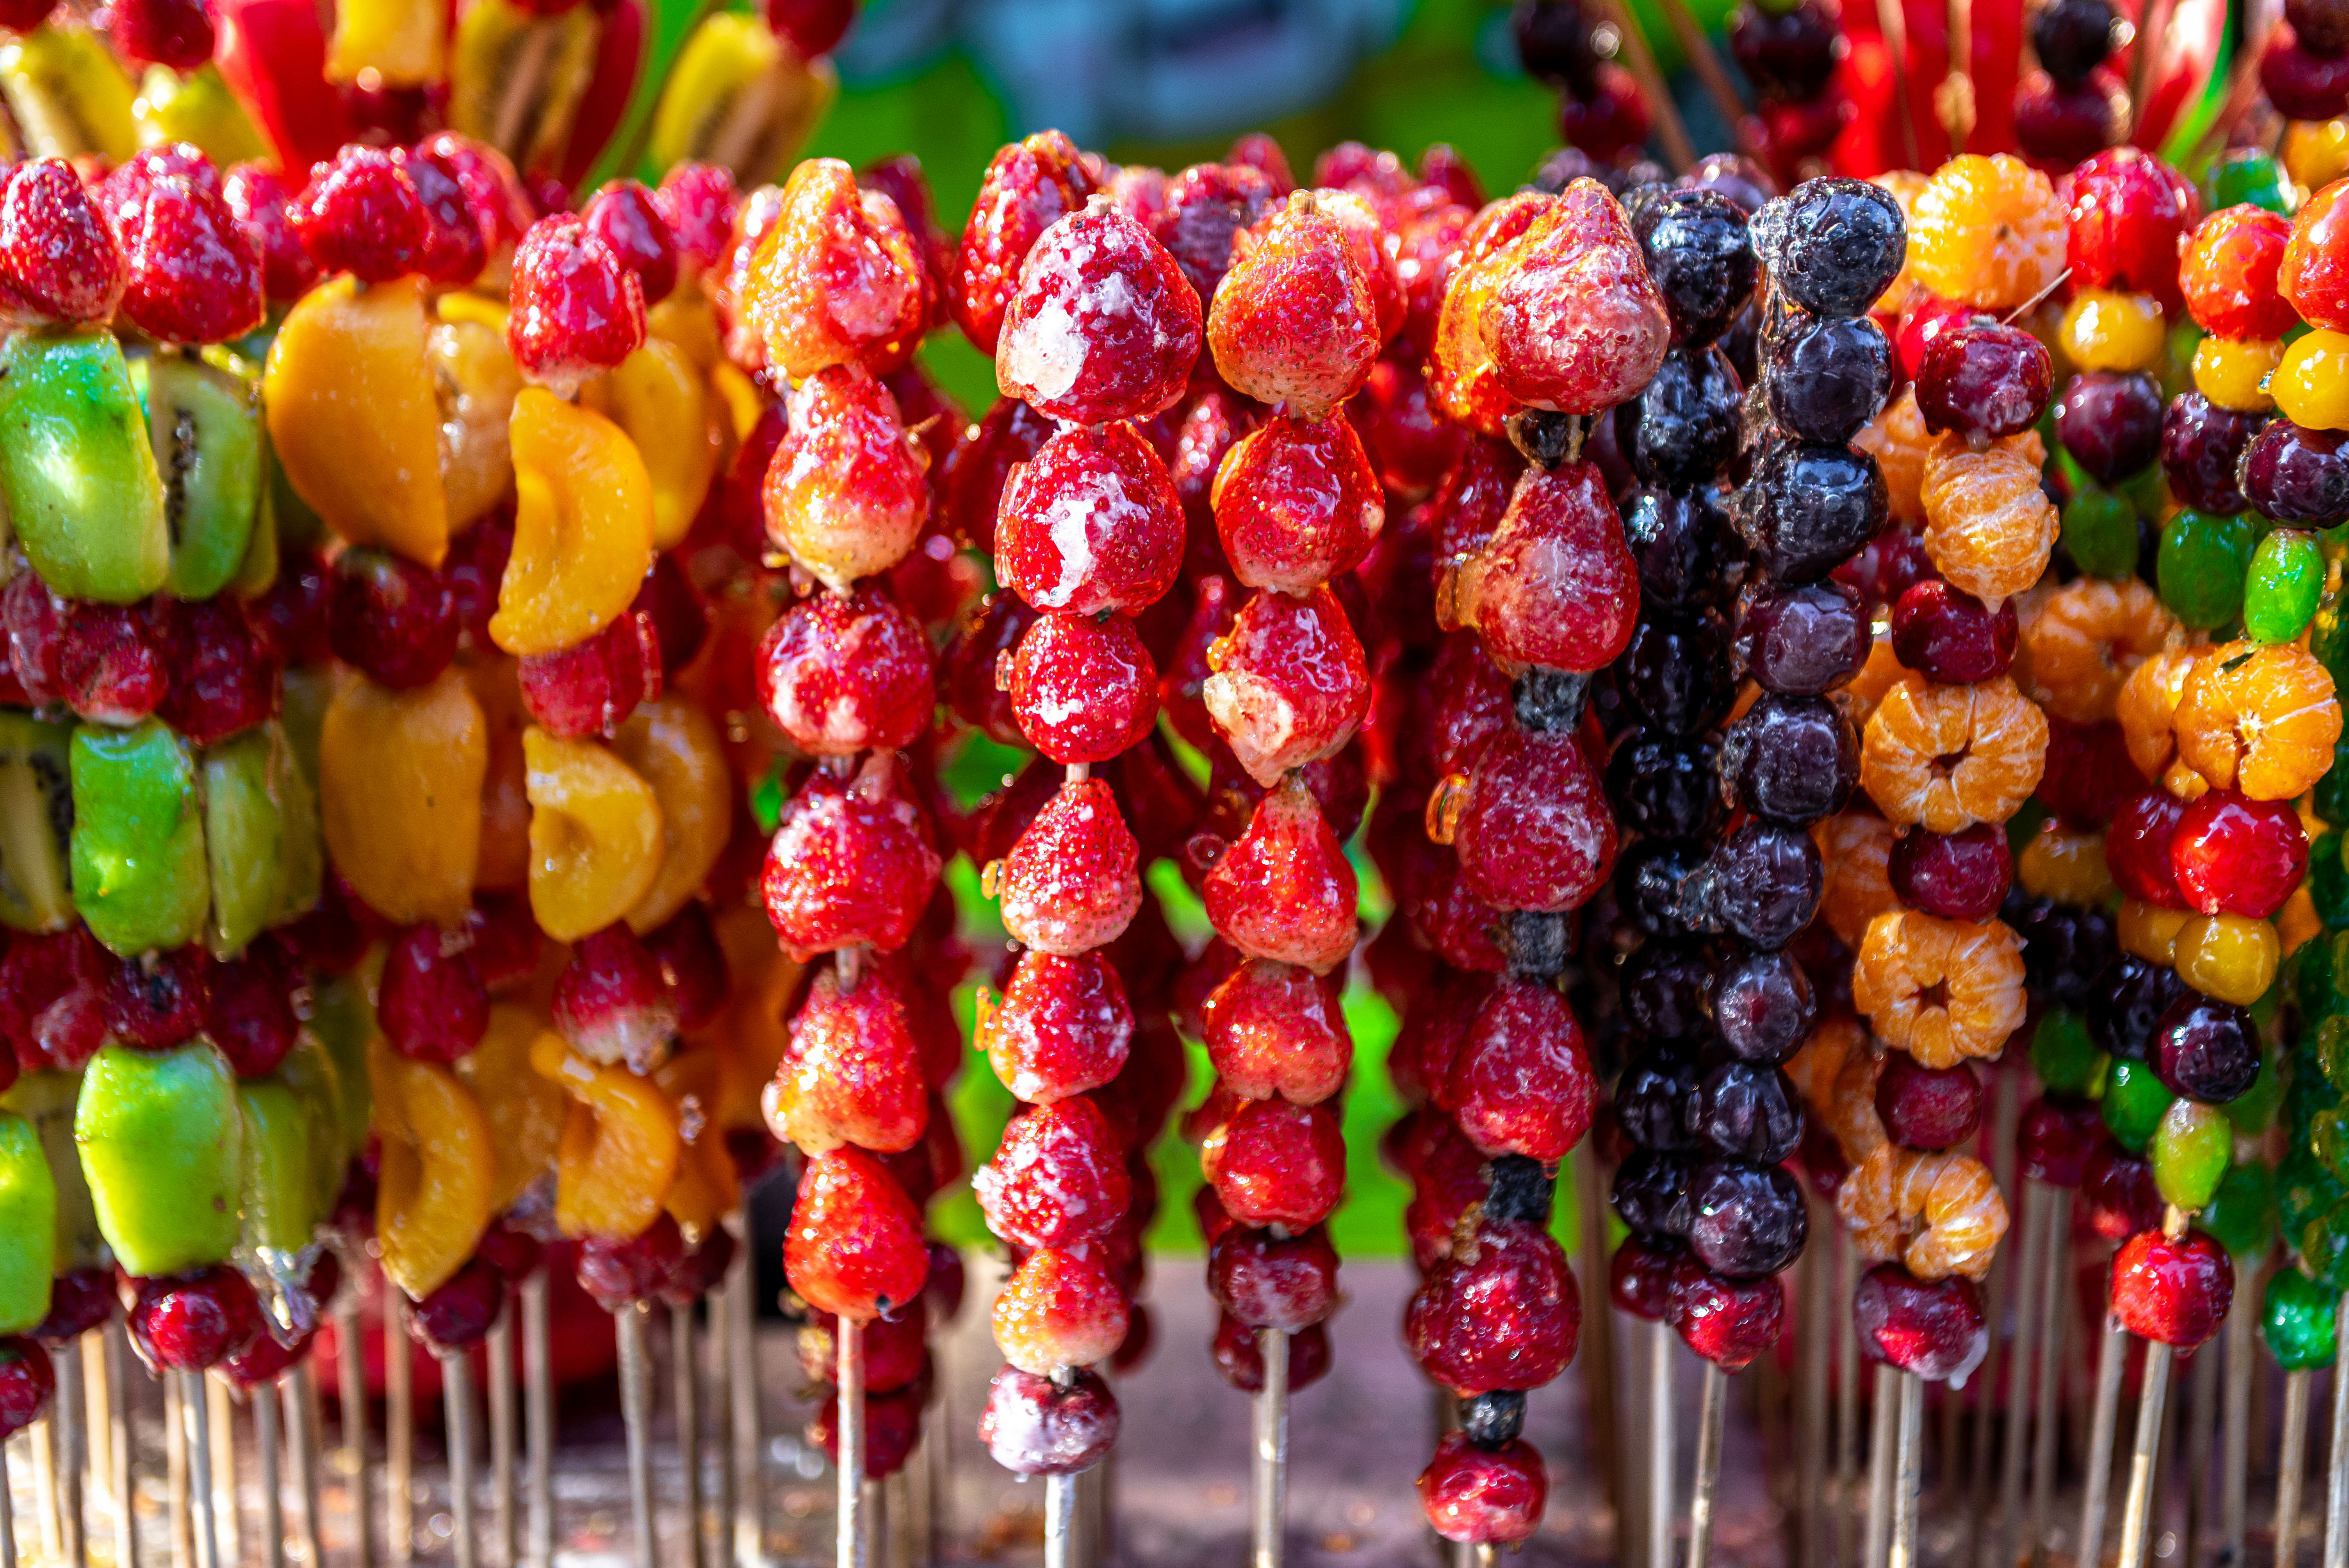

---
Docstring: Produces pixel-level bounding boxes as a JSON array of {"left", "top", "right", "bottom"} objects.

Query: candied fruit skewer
[{"left": 946, "top": 140, "right": 1200, "bottom": 1539}]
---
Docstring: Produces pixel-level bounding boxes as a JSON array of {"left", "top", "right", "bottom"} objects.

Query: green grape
[
  {"left": 2103, "top": 1056, "right": 2176, "bottom": 1153},
  {"left": 2244, "top": 529, "right": 2327, "bottom": 643},
  {"left": 2061, "top": 484, "right": 2139, "bottom": 579},
  {"left": 2318, "top": 736, "right": 2349, "bottom": 828},
  {"left": 2204, "top": 147, "right": 2298, "bottom": 216},
  {"left": 2313, "top": 832, "right": 2349, "bottom": 929},
  {"left": 2152, "top": 1098, "right": 2231, "bottom": 1211},
  {"left": 2324, "top": 1014, "right": 2349, "bottom": 1093},
  {"left": 2317, "top": 1107, "right": 2349, "bottom": 1183},
  {"left": 2309, "top": 1202, "right": 2349, "bottom": 1292},
  {"left": 2279, "top": 1146, "right": 2347, "bottom": 1244},
  {"left": 2029, "top": 1010, "right": 2106, "bottom": 1098},
  {"left": 2119, "top": 463, "right": 2169, "bottom": 522},
  {"left": 2264, "top": 1268, "right": 2340, "bottom": 1370},
  {"left": 2159, "top": 510, "right": 2258, "bottom": 631},
  {"left": 2198, "top": 1161, "right": 2275, "bottom": 1258},
  {"left": 2224, "top": 1048, "right": 2285, "bottom": 1137}
]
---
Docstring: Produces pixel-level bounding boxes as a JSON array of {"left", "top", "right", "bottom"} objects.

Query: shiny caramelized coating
[
  {"left": 1203, "top": 585, "right": 1371, "bottom": 785},
  {"left": 1202, "top": 777, "right": 1359, "bottom": 973},
  {"left": 1211, "top": 412, "right": 1385, "bottom": 594},
  {"left": 2173, "top": 640, "right": 2344, "bottom": 801},
  {"left": 1478, "top": 179, "right": 1670, "bottom": 415},
  {"left": 1444, "top": 978, "right": 1595, "bottom": 1162},
  {"left": 1207, "top": 190, "right": 1381, "bottom": 419},
  {"left": 756, "top": 586, "right": 935, "bottom": 758},
  {"left": 1851, "top": 909, "right": 2028, "bottom": 1069},
  {"left": 1004, "top": 613, "right": 1159, "bottom": 765},
  {"left": 1202, "top": 959, "right": 1349, "bottom": 1105},
  {"left": 991, "top": 1244, "right": 1129, "bottom": 1375},
  {"left": 1443, "top": 461, "right": 1639, "bottom": 674},
  {"left": 2116, "top": 645, "right": 2203, "bottom": 788},
  {"left": 765, "top": 963, "right": 929, "bottom": 1155},
  {"left": 973, "top": 1097, "right": 1131, "bottom": 1248},
  {"left": 319, "top": 670, "right": 486, "bottom": 927},
  {"left": 747, "top": 159, "right": 926, "bottom": 379},
  {"left": 609, "top": 698, "right": 732, "bottom": 934},
  {"left": 762, "top": 758, "right": 941, "bottom": 961},
  {"left": 370, "top": 1039, "right": 496, "bottom": 1299},
  {"left": 1861, "top": 677, "right": 2048, "bottom": 834},
  {"left": 1919, "top": 433, "right": 2059, "bottom": 609},
  {"left": 952, "top": 132, "right": 1096, "bottom": 355},
  {"left": 977, "top": 951, "right": 1133, "bottom": 1105},
  {"left": 1836, "top": 1144, "right": 2010, "bottom": 1280},
  {"left": 994, "top": 422, "right": 1184, "bottom": 616},
  {"left": 1429, "top": 192, "right": 1554, "bottom": 437},
  {"left": 1816, "top": 809, "right": 1900, "bottom": 947},
  {"left": 766, "top": 365, "right": 930, "bottom": 593},
  {"left": 995, "top": 201, "right": 1200, "bottom": 427},
  {"left": 1202, "top": 1096, "right": 1347, "bottom": 1229},
  {"left": 1453, "top": 727, "right": 1618, "bottom": 915},
  {"left": 785, "top": 1146, "right": 930, "bottom": 1321},
  {"left": 491, "top": 390, "right": 657, "bottom": 657},
  {"left": 1853, "top": 387, "right": 1935, "bottom": 526},
  {"left": 522, "top": 730, "right": 665, "bottom": 943},
  {"left": 993, "top": 778, "right": 1142, "bottom": 956},
  {"left": 1304, "top": 187, "right": 1404, "bottom": 342},
  {"left": 1908, "top": 155, "right": 2067, "bottom": 310},
  {"left": 532, "top": 1032, "right": 681, "bottom": 1244},
  {"left": 2015, "top": 577, "right": 2176, "bottom": 724}
]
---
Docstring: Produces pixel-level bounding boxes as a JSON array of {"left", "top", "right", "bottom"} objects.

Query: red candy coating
[{"left": 995, "top": 201, "right": 1201, "bottom": 426}]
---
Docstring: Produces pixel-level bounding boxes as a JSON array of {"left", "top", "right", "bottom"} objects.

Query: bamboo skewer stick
[
  {"left": 386, "top": 1294, "right": 413, "bottom": 1568},
  {"left": 2221, "top": 1294, "right": 2254, "bottom": 1567},
  {"left": 2080, "top": 1315, "right": 2132, "bottom": 1568},
  {"left": 1252, "top": 1330, "right": 1290, "bottom": 1568},
  {"left": 445, "top": 1352, "right": 481, "bottom": 1568},
  {"left": 487, "top": 1313, "right": 517, "bottom": 1568},
  {"left": 286, "top": 1367, "right": 325, "bottom": 1568},
  {"left": 520, "top": 1273, "right": 553, "bottom": 1568},
  {"left": 674, "top": 1308, "right": 706, "bottom": 1568},
  {"left": 53, "top": 1335, "right": 86, "bottom": 1568},
  {"left": 1995, "top": 1180, "right": 2055, "bottom": 1568},
  {"left": 255, "top": 1375, "right": 288, "bottom": 1568},
  {"left": 1866, "top": 1365, "right": 1898, "bottom": 1568},
  {"left": 333, "top": 1297, "right": 374, "bottom": 1568},
  {"left": 2281, "top": 1370, "right": 2314, "bottom": 1568},
  {"left": 2026, "top": 1192, "right": 2069, "bottom": 1568},
  {"left": 617, "top": 1307, "right": 658, "bottom": 1568},
  {"left": 1652, "top": 1320, "right": 1678, "bottom": 1568},
  {"left": 2117, "top": 1341, "right": 2177, "bottom": 1568},
  {"left": 1889, "top": 1375, "right": 1925, "bottom": 1568},
  {"left": 834, "top": 1316, "right": 866, "bottom": 1568},
  {"left": 1689, "top": 1362, "right": 1729, "bottom": 1568}
]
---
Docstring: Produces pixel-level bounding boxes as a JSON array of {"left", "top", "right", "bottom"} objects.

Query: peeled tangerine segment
[
  {"left": 454, "top": 1007, "right": 569, "bottom": 1216},
  {"left": 533, "top": 1031, "right": 681, "bottom": 1244},
  {"left": 69, "top": 718, "right": 209, "bottom": 956},
  {"left": 580, "top": 337, "right": 724, "bottom": 549},
  {"left": 319, "top": 670, "right": 486, "bottom": 928},
  {"left": 369, "top": 1039, "right": 494, "bottom": 1299},
  {"left": 75, "top": 1042, "right": 241, "bottom": 1279},
  {"left": 611, "top": 697, "right": 730, "bottom": 932},
  {"left": 492, "top": 389, "right": 658, "bottom": 656},
  {"left": 0, "top": 711, "right": 75, "bottom": 934},
  {"left": 0, "top": 1111, "right": 56, "bottom": 1335},
  {"left": 524, "top": 728, "right": 665, "bottom": 943},
  {"left": 266, "top": 276, "right": 449, "bottom": 566},
  {"left": 0, "top": 330, "right": 168, "bottom": 603}
]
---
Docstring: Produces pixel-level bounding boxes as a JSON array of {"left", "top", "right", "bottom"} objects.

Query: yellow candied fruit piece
[
  {"left": 2173, "top": 913, "right": 2281, "bottom": 1006},
  {"left": 2117, "top": 899, "right": 2194, "bottom": 965},
  {"left": 2015, "top": 820, "right": 2114, "bottom": 905},
  {"left": 2274, "top": 330, "right": 2349, "bottom": 432},
  {"left": 453, "top": 1007, "right": 568, "bottom": 1215},
  {"left": 578, "top": 338, "right": 724, "bottom": 549},
  {"left": 522, "top": 729, "right": 665, "bottom": 943},
  {"left": 369, "top": 1039, "right": 495, "bottom": 1300},
  {"left": 2191, "top": 337, "right": 2284, "bottom": 413},
  {"left": 610, "top": 697, "right": 731, "bottom": 934},
  {"left": 317, "top": 670, "right": 485, "bottom": 928},
  {"left": 489, "top": 389, "right": 657, "bottom": 657},
  {"left": 2061, "top": 290, "right": 2168, "bottom": 373},
  {"left": 532, "top": 1032, "right": 681, "bottom": 1244},
  {"left": 2285, "top": 119, "right": 2349, "bottom": 195},
  {"left": 652, "top": 1046, "right": 741, "bottom": 1241}
]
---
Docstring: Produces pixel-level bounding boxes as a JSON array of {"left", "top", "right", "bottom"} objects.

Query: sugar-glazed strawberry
[
  {"left": 1444, "top": 461, "right": 1640, "bottom": 674},
  {"left": 294, "top": 144, "right": 428, "bottom": 283},
  {"left": 748, "top": 158, "right": 926, "bottom": 378},
  {"left": 1202, "top": 777, "right": 1359, "bottom": 973},
  {"left": 991, "top": 777, "right": 1142, "bottom": 956},
  {"left": 1207, "top": 190, "right": 1382, "bottom": 418},
  {"left": 994, "top": 422, "right": 1185, "bottom": 616},
  {"left": 0, "top": 159, "right": 125, "bottom": 325},
  {"left": 1479, "top": 178, "right": 1671, "bottom": 415},
  {"left": 995, "top": 199, "right": 1201, "bottom": 427},
  {"left": 1210, "top": 412, "right": 1385, "bottom": 595},
  {"left": 763, "top": 757, "right": 943, "bottom": 961},
  {"left": 1203, "top": 586, "right": 1371, "bottom": 785},
  {"left": 765, "top": 961, "right": 929, "bottom": 1155},
  {"left": 507, "top": 215, "right": 647, "bottom": 397}
]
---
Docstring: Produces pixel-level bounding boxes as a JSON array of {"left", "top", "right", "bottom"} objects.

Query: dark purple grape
[
  {"left": 1681, "top": 822, "right": 1823, "bottom": 950},
  {"left": 1711, "top": 946, "right": 1816, "bottom": 1064},
  {"left": 1720, "top": 298, "right": 1762, "bottom": 386},
  {"left": 1687, "top": 1158, "right": 1807, "bottom": 1278},
  {"left": 1738, "top": 441, "right": 1889, "bottom": 581},
  {"left": 1694, "top": 1061, "right": 1804, "bottom": 1164},
  {"left": 1620, "top": 937, "right": 1716, "bottom": 1041},
  {"left": 1613, "top": 1148, "right": 1695, "bottom": 1239},
  {"left": 2032, "top": 0, "right": 2117, "bottom": 80},
  {"left": 1763, "top": 311, "right": 1892, "bottom": 444},
  {"left": 1887, "top": 822, "right": 2012, "bottom": 923},
  {"left": 1512, "top": 0, "right": 1606, "bottom": 89},
  {"left": 1617, "top": 1042, "right": 1703, "bottom": 1150},
  {"left": 2152, "top": 995, "right": 2261, "bottom": 1102},
  {"left": 2009, "top": 896, "right": 2116, "bottom": 1012},
  {"left": 1875, "top": 1054, "right": 1985, "bottom": 1149},
  {"left": 1889, "top": 579, "right": 2018, "bottom": 684},
  {"left": 1616, "top": 837, "right": 1707, "bottom": 938},
  {"left": 1717, "top": 692, "right": 1857, "bottom": 825},
  {"left": 2239, "top": 420, "right": 2349, "bottom": 527},
  {"left": 2160, "top": 393, "right": 2266, "bottom": 516},
  {"left": 2287, "top": 0, "right": 2349, "bottom": 57},
  {"left": 2086, "top": 955, "right": 2187, "bottom": 1062},
  {"left": 1624, "top": 485, "right": 1745, "bottom": 608},
  {"left": 2056, "top": 371, "right": 2164, "bottom": 486},
  {"left": 2013, "top": 71, "right": 2126, "bottom": 164},
  {"left": 1628, "top": 187, "right": 1757, "bottom": 346},
  {"left": 1734, "top": 579, "right": 1869, "bottom": 695},
  {"left": 1620, "top": 345, "right": 1744, "bottom": 486},
  {"left": 2260, "top": 37, "right": 2349, "bottom": 123},
  {"left": 1731, "top": 1, "right": 1843, "bottom": 101},
  {"left": 1607, "top": 734, "right": 1723, "bottom": 839},
  {"left": 1616, "top": 608, "right": 1736, "bottom": 734},
  {"left": 1750, "top": 177, "right": 1907, "bottom": 320},
  {"left": 1915, "top": 323, "right": 2053, "bottom": 441},
  {"left": 1677, "top": 151, "right": 1778, "bottom": 216}
]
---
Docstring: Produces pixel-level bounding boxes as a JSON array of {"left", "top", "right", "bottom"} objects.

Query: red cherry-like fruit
[
  {"left": 1417, "top": 1431, "right": 1548, "bottom": 1545},
  {"left": 0, "top": 158, "right": 124, "bottom": 325},
  {"left": 295, "top": 144, "right": 429, "bottom": 283},
  {"left": 130, "top": 1267, "right": 265, "bottom": 1372},
  {"left": 506, "top": 214, "right": 647, "bottom": 397},
  {"left": 2111, "top": 1229, "right": 2234, "bottom": 1349},
  {"left": 1854, "top": 1264, "right": 1989, "bottom": 1383}
]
